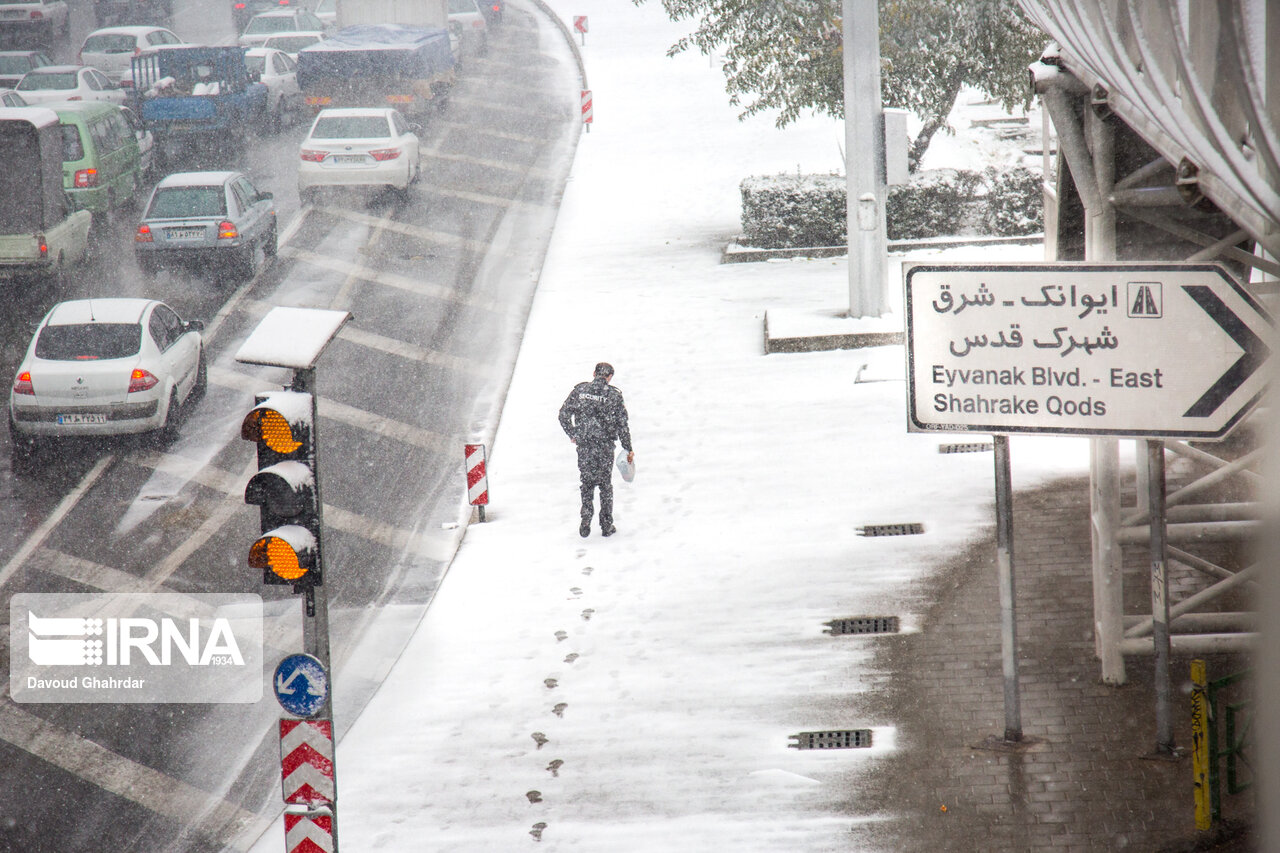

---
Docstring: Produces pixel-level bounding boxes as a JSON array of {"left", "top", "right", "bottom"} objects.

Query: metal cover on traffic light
[{"left": 250, "top": 525, "right": 317, "bottom": 584}]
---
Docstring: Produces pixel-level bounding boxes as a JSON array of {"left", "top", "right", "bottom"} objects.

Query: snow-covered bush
[
  {"left": 980, "top": 165, "right": 1043, "bottom": 236},
  {"left": 738, "top": 166, "right": 1043, "bottom": 247},
  {"left": 885, "top": 169, "right": 984, "bottom": 240},
  {"left": 739, "top": 173, "right": 846, "bottom": 248}
]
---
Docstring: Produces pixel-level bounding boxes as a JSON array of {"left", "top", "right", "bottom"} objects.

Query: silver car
[{"left": 134, "top": 170, "right": 277, "bottom": 281}]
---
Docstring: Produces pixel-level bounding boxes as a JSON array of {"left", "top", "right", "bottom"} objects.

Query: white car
[
  {"left": 9, "top": 298, "right": 206, "bottom": 452},
  {"left": 119, "top": 104, "right": 154, "bottom": 176},
  {"left": 0, "top": 87, "right": 26, "bottom": 106},
  {"left": 259, "top": 31, "right": 322, "bottom": 58},
  {"left": 310, "top": 0, "right": 334, "bottom": 29},
  {"left": 238, "top": 9, "right": 326, "bottom": 48},
  {"left": 447, "top": 0, "right": 488, "bottom": 60},
  {"left": 78, "top": 26, "right": 183, "bottom": 84},
  {"left": 0, "top": 0, "right": 70, "bottom": 47},
  {"left": 245, "top": 46, "right": 299, "bottom": 128},
  {"left": 15, "top": 65, "right": 126, "bottom": 105},
  {"left": 298, "top": 107, "right": 420, "bottom": 203}
]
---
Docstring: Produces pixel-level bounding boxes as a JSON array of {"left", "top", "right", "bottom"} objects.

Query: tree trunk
[{"left": 907, "top": 71, "right": 967, "bottom": 172}]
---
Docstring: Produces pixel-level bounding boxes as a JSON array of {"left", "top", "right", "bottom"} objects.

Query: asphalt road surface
[{"left": 0, "top": 0, "right": 579, "bottom": 849}]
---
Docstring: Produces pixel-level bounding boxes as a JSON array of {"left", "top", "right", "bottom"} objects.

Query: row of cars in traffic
[{"left": 0, "top": 0, "right": 501, "bottom": 454}]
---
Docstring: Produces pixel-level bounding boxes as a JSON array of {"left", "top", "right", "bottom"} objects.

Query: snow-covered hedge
[{"left": 739, "top": 166, "right": 1043, "bottom": 247}]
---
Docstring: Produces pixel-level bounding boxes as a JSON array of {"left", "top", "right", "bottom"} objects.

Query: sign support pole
[
  {"left": 993, "top": 434, "right": 1022, "bottom": 742},
  {"left": 290, "top": 364, "right": 338, "bottom": 851},
  {"left": 1147, "top": 439, "right": 1176, "bottom": 757}
]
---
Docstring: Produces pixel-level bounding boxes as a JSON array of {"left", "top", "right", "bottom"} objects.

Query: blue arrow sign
[{"left": 273, "top": 653, "right": 328, "bottom": 718}]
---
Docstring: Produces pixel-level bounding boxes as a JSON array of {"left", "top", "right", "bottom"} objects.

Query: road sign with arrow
[
  {"left": 273, "top": 653, "right": 329, "bottom": 718},
  {"left": 904, "top": 263, "right": 1271, "bottom": 439}
]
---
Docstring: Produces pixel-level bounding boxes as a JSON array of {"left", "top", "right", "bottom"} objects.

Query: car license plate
[
  {"left": 333, "top": 155, "right": 367, "bottom": 164},
  {"left": 0, "top": 10, "right": 24, "bottom": 17},
  {"left": 57, "top": 413, "right": 107, "bottom": 425},
  {"left": 167, "top": 228, "right": 204, "bottom": 240}
]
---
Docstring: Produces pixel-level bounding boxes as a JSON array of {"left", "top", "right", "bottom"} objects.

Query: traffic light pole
[
  {"left": 290, "top": 366, "right": 333, "bottom": 699},
  {"left": 290, "top": 365, "right": 338, "bottom": 852}
]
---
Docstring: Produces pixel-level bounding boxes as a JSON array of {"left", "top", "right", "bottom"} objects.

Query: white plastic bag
[{"left": 616, "top": 450, "right": 635, "bottom": 482}]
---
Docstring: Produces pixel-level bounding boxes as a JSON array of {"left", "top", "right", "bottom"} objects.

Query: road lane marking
[
  {"left": 336, "top": 325, "right": 488, "bottom": 376},
  {"left": 437, "top": 120, "right": 551, "bottom": 145},
  {"left": 144, "top": 456, "right": 258, "bottom": 587},
  {"left": 422, "top": 148, "right": 553, "bottom": 177},
  {"left": 310, "top": 205, "right": 488, "bottom": 252},
  {"left": 0, "top": 454, "right": 113, "bottom": 592},
  {"left": 318, "top": 396, "right": 454, "bottom": 454},
  {"left": 448, "top": 94, "right": 561, "bottom": 120},
  {"left": 132, "top": 447, "right": 453, "bottom": 561},
  {"left": 279, "top": 248, "right": 501, "bottom": 311},
  {"left": 0, "top": 703, "right": 271, "bottom": 845}
]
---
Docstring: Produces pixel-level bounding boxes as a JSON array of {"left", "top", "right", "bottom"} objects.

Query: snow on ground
[{"left": 248, "top": 1, "right": 1091, "bottom": 850}]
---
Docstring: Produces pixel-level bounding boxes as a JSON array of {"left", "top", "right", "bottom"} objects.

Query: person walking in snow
[{"left": 559, "top": 362, "right": 634, "bottom": 537}]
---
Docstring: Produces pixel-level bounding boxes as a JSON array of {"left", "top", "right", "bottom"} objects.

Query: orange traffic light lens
[
  {"left": 242, "top": 409, "right": 302, "bottom": 454},
  {"left": 249, "top": 536, "right": 307, "bottom": 581}
]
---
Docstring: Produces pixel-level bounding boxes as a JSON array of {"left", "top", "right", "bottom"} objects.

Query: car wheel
[
  {"left": 238, "top": 243, "right": 261, "bottom": 281},
  {"left": 9, "top": 416, "right": 37, "bottom": 473},
  {"left": 264, "top": 223, "right": 278, "bottom": 259},
  {"left": 158, "top": 388, "right": 181, "bottom": 442},
  {"left": 192, "top": 349, "right": 208, "bottom": 401}
]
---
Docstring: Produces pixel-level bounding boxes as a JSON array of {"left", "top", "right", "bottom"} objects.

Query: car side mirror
[
  {"left": 185, "top": 319, "right": 205, "bottom": 332},
  {"left": 257, "top": 191, "right": 273, "bottom": 202},
  {"left": 410, "top": 122, "right": 424, "bottom": 135}
]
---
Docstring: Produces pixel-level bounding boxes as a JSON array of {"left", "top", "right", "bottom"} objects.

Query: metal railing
[{"left": 1192, "top": 660, "right": 1253, "bottom": 829}]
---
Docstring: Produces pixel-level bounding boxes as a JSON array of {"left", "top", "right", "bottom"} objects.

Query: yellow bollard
[{"left": 1190, "top": 658, "right": 1211, "bottom": 830}]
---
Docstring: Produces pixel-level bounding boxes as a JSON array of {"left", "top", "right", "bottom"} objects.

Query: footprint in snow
[
  {"left": 544, "top": 677, "right": 558, "bottom": 689},
  {"left": 546, "top": 759, "right": 563, "bottom": 777},
  {"left": 554, "top": 630, "right": 568, "bottom": 642},
  {"left": 581, "top": 608, "right": 594, "bottom": 621},
  {"left": 531, "top": 732, "right": 548, "bottom": 749},
  {"left": 563, "top": 653, "right": 579, "bottom": 664},
  {"left": 526, "top": 790, "right": 543, "bottom": 803},
  {"left": 551, "top": 702, "right": 567, "bottom": 717},
  {"left": 582, "top": 566, "right": 594, "bottom": 576},
  {"left": 530, "top": 822, "right": 547, "bottom": 842}
]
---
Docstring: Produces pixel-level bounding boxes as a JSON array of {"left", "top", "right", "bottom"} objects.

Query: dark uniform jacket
[{"left": 559, "top": 378, "right": 632, "bottom": 451}]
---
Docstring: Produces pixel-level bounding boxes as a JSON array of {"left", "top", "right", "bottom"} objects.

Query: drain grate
[
  {"left": 857, "top": 523, "right": 924, "bottom": 537},
  {"left": 789, "top": 729, "right": 873, "bottom": 750},
  {"left": 825, "top": 616, "right": 899, "bottom": 636},
  {"left": 938, "top": 442, "right": 994, "bottom": 454}
]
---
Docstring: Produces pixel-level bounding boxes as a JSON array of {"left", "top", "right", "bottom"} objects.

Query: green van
[{"left": 50, "top": 101, "right": 144, "bottom": 227}]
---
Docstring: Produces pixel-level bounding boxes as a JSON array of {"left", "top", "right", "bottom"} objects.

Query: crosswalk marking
[
  {"left": 337, "top": 325, "right": 488, "bottom": 376},
  {"left": 280, "top": 247, "right": 500, "bottom": 311},
  {"left": 438, "top": 120, "right": 551, "bottom": 145},
  {"left": 423, "top": 148, "right": 553, "bottom": 177},
  {"left": 0, "top": 702, "right": 271, "bottom": 846},
  {"left": 311, "top": 205, "right": 489, "bottom": 252}
]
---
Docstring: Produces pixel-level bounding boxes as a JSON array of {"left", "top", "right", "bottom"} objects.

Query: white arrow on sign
[
  {"left": 276, "top": 668, "right": 325, "bottom": 697},
  {"left": 904, "top": 263, "right": 1271, "bottom": 439}
]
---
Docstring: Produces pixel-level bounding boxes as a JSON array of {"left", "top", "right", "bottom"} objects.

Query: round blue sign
[{"left": 273, "top": 653, "right": 328, "bottom": 717}]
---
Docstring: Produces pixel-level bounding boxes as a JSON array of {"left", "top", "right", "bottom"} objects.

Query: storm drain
[
  {"left": 789, "top": 729, "right": 873, "bottom": 750},
  {"left": 938, "top": 442, "right": 994, "bottom": 454},
  {"left": 824, "top": 616, "right": 899, "bottom": 636},
  {"left": 857, "top": 523, "right": 924, "bottom": 537}
]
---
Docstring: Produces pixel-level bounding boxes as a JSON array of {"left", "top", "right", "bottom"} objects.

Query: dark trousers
[{"left": 576, "top": 444, "right": 614, "bottom": 526}]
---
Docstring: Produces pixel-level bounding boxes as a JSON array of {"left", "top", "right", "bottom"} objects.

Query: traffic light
[{"left": 242, "top": 391, "right": 322, "bottom": 588}]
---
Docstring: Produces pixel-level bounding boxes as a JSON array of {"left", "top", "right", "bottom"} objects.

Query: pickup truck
[
  {"left": 295, "top": 24, "right": 454, "bottom": 118},
  {"left": 0, "top": 107, "right": 91, "bottom": 282},
  {"left": 130, "top": 45, "right": 269, "bottom": 164}
]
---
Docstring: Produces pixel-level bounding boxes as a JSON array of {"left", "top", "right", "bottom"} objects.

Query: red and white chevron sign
[
  {"left": 465, "top": 443, "right": 488, "bottom": 506},
  {"left": 581, "top": 89, "right": 592, "bottom": 124},
  {"left": 281, "top": 719, "right": 335, "bottom": 806},
  {"left": 285, "top": 810, "right": 333, "bottom": 853}
]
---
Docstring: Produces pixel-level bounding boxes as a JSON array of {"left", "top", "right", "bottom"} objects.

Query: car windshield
[
  {"left": 310, "top": 115, "right": 389, "bottom": 139},
  {"left": 313, "top": 0, "right": 333, "bottom": 13},
  {"left": 17, "top": 72, "right": 76, "bottom": 91},
  {"left": 266, "top": 36, "right": 317, "bottom": 51},
  {"left": 81, "top": 35, "right": 137, "bottom": 53},
  {"left": 246, "top": 17, "right": 299, "bottom": 34},
  {"left": 60, "top": 125, "right": 84, "bottom": 161},
  {"left": 0, "top": 56, "right": 35, "bottom": 74},
  {"left": 448, "top": 0, "right": 476, "bottom": 12},
  {"left": 36, "top": 323, "right": 141, "bottom": 361},
  {"left": 146, "top": 186, "right": 226, "bottom": 218}
]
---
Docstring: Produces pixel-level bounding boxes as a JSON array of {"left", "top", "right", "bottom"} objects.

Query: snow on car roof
[
  {"left": 46, "top": 298, "right": 153, "bottom": 327},
  {"left": 156, "top": 171, "right": 239, "bottom": 187},
  {"left": 314, "top": 106, "right": 395, "bottom": 117},
  {"left": 83, "top": 25, "right": 168, "bottom": 36},
  {"left": 0, "top": 105, "right": 59, "bottom": 127},
  {"left": 26, "top": 65, "right": 85, "bottom": 74}
]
